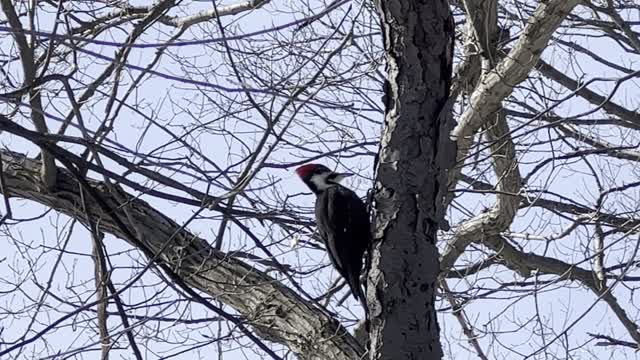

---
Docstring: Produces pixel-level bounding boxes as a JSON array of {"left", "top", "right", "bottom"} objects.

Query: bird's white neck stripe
[{"left": 310, "top": 173, "right": 333, "bottom": 191}]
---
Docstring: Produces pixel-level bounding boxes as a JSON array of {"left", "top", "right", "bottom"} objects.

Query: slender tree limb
[
  {"left": 479, "top": 234, "right": 640, "bottom": 348},
  {"left": 440, "top": 280, "right": 489, "bottom": 360},
  {"left": 536, "top": 60, "right": 640, "bottom": 129},
  {"left": 601, "top": 0, "right": 640, "bottom": 53},
  {"left": 81, "top": 188, "right": 143, "bottom": 360},
  {"left": 91, "top": 229, "right": 111, "bottom": 360},
  {"left": 166, "top": 0, "right": 270, "bottom": 28},
  {"left": 588, "top": 333, "right": 640, "bottom": 349}
]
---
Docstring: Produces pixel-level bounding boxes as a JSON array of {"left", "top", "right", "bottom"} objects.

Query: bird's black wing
[
  {"left": 315, "top": 186, "right": 370, "bottom": 301},
  {"left": 315, "top": 188, "right": 348, "bottom": 276}
]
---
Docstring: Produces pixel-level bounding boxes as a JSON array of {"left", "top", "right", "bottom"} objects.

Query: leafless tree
[{"left": 0, "top": 0, "right": 639, "bottom": 359}]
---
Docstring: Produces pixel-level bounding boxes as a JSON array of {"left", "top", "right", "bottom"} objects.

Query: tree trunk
[{"left": 369, "top": 1, "right": 455, "bottom": 359}]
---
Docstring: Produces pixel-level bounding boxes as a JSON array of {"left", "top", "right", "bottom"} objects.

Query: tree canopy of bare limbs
[{"left": 0, "top": 0, "right": 639, "bottom": 359}]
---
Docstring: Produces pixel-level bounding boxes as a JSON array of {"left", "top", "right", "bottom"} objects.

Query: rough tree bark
[
  {"left": 0, "top": 116, "right": 364, "bottom": 360},
  {"left": 368, "top": 1, "right": 455, "bottom": 359}
]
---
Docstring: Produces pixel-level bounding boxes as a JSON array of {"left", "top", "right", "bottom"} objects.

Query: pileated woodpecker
[{"left": 295, "top": 164, "right": 370, "bottom": 313}]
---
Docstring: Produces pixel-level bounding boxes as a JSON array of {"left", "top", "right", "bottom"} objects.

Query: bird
[{"left": 295, "top": 163, "right": 371, "bottom": 315}]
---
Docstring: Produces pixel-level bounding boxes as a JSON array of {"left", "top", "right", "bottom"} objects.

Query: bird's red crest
[{"left": 295, "top": 164, "right": 318, "bottom": 179}]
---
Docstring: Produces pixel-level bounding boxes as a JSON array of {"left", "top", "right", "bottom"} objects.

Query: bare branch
[
  {"left": 536, "top": 60, "right": 640, "bottom": 129},
  {"left": 449, "top": 0, "right": 580, "bottom": 191},
  {"left": 0, "top": 150, "right": 363, "bottom": 360}
]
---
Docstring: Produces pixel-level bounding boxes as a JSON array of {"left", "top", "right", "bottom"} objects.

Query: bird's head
[{"left": 295, "top": 164, "right": 352, "bottom": 193}]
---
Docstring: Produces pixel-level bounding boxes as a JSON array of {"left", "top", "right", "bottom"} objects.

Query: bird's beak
[{"left": 333, "top": 172, "right": 353, "bottom": 183}]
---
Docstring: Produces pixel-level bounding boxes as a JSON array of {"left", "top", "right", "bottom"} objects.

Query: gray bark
[
  {"left": 0, "top": 148, "right": 364, "bottom": 360},
  {"left": 368, "top": 1, "right": 455, "bottom": 358}
]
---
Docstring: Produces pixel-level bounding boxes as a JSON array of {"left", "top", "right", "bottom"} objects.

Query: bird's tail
[
  {"left": 356, "top": 284, "right": 369, "bottom": 323},
  {"left": 346, "top": 271, "right": 369, "bottom": 325}
]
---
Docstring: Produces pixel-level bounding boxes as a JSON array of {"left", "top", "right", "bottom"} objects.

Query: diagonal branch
[
  {"left": 448, "top": 0, "right": 580, "bottom": 196},
  {"left": 536, "top": 60, "right": 640, "bottom": 129},
  {"left": 0, "top": 150, "right": 363, "bottom": 360},
  {"left": 167, "top": 0, "right": 270, "bottom": 28}
]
